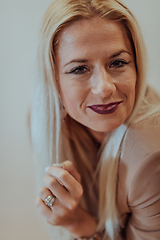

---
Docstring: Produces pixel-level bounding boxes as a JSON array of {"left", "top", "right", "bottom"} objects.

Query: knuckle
[
  {"left": 39, "top": 187, "right": 46, "bottom": 198},
  {"left": 75, "top": 184, "right": 83, "bottom": 199},
  {"left": 60, "top": 170, "right": 69, "bottom": 182},
  {"left": 48, "top": 178, "right": 57, "bottom": 189},
  {"left": 63, "top": 160, "right": 74, "bottom": 170},
  {"left": 77, "top": 172, "right": 81, "bottom": 182},
  {"left": 51, "top": 217, "right": 59, "bottom": 226},
  {"left": 79, "top": 184, "right": 83, "bottom": 196},
  {"left": 49, "top": 210, "right": 65, "bottom": 226},
  {"left": 65, "top": 160, "right": 73, "bottom": 166},
  {"left": 67, "top": 200, "right": 77, "bottom": 210},
  {"left": 46, "top": 219, "right": 51, "bottom": 224},
  {"left": 47, "top": 216, "right": 57, "bottom": 225}
]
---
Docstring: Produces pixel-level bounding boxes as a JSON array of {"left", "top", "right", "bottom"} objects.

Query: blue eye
[
  {"left": 110, "top": 60, "right": 130, "bottom": 68},
  {"left": 67, "top": 65, "right": 88, "bottom": 74}
]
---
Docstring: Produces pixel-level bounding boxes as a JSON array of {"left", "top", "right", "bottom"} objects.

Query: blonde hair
[{"left": 30, "top": 0, "right": 160, "bottom": 239}]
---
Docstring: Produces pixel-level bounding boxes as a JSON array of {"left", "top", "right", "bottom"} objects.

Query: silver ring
[{"left": 44, "top": 195, "right": 55, "bottom": 207}]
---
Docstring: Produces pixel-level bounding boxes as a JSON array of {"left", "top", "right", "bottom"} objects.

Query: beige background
[{"left": 0, "top": 0, "right": 160, "bottom": 239}]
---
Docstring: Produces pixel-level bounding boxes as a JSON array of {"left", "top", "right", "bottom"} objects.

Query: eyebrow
[
  {"left": 64, "top": 59, "right": 88, "bottom": 67},
  {"left": 64, "top": 50, "right": 131, "bottom": 67},
  {"left": 110, "top": 50, "right": 131, "bottom": 58}
]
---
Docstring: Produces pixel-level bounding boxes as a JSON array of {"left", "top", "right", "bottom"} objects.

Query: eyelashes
[
  {"left": 65, "top": 59, "right": 131, "bottom": 75},
  {"left": 66, "top": 65, "right": 89, "bottom": 74},
  {"left": 110, "top": 60, "right": 131, "bottom": 68}
]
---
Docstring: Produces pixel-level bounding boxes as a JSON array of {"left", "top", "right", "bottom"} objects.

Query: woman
[{"left": 31, "top": 0, "right": 160, "bottom": 239}]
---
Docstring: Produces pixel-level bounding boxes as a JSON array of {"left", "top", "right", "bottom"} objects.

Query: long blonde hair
[{"left": 30, "top": 0, "right": 159, "bottom": 239}]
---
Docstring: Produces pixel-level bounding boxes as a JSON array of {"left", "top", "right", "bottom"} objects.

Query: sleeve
[{"left": 125, "top": 150, "right": 160, "bottom": 240}]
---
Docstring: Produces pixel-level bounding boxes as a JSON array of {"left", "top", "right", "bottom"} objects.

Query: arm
[{"left": 126, "top": 151, "right": 160, "bottom": 239}]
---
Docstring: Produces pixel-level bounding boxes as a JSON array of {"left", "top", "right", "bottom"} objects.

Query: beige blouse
[{"left": 117, "top": 114, "right": 160, "bottom": 239}]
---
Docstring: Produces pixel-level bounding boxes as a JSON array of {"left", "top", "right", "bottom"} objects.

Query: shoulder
[
  {"left": 121, "top": 113, "right": 160, "bottom": 168},
  {"left": 125, "top": 116, "right": 160, "bottom": 155},
  {"left": 123, "top": 114, "right": 160, "bottom": 195},
  {"left": 122, "top": 85, "right": 160, "bottom": 160},
  {"left": 118, "top": 114, "right": 160, "bottom": 209},
  {"left": 117, "top": 89, "right": 160, "bottom": 234},
  {"left": 128, "top": 150, "right": 160, "bottom": 205},
  {"left": 118, "top": 116, "right": 160, "bottom": 233}
]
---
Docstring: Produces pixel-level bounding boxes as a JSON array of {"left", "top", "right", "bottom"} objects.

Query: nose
[{"left": 91, "top": 68, "right": 116, "bottom": 97}]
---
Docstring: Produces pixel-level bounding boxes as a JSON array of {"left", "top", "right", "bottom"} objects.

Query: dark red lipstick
[{"left": 88, "top": 101, "right": 122, "bottom": 115}]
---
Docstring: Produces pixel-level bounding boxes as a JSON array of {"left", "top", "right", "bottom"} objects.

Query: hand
[{"left": 36, "top": 160, "right": 97, "bottom": 238}]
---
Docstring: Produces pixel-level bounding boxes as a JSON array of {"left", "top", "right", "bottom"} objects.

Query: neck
[{"left": 87, "top": 128, "right": 108, "bottom": 143}]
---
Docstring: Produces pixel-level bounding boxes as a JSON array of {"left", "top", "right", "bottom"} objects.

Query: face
[{"left": 55, "top": 18, "right": 137, "bottom": 142}]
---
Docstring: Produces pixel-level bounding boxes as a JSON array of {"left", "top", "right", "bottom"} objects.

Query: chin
[{"left": 90, "top": 120, "right": 125, "bottom": 133}]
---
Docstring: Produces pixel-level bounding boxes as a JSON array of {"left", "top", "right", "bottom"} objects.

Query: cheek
[
  {"left": 129, "top": 75, "right": 137, "bottom": 101},
  {"left": 125, "top": 76, "right": 137, "bottom": 113},
  {"left": 59, "top": 83, "right": 82, "bottom": 114},
  {"left": 121, "top": 70, "right": 137, "bottom": 98},
  {"left": 126, "top": 80, "right": 136, "bottom": 98},
  {"left": 59, "top": 77, "right": 89, "bottom": 110},
  {"left": 118, "top": 70, "right": 137, "bottom": 116},
  {"left": 60, "top": 86, "right": 73, "bottom": 109}
]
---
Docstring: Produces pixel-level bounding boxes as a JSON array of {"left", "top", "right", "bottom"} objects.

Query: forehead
[{"left": 55, "top": 17, "right": 132, "bottom": 60}]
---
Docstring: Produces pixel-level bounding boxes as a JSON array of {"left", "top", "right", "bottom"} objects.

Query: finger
[
  {"left": 36, "top": 197, "right": 53, "bottom": 222},
  {"left": 43, "top": 176, "right": 80, "bottom": 211},
  {"left": 39, "top": 187, "right": 56, "bottom": 207},
  {"left": 38, "top": 187, "right": 67, "bottom": 225},
  {"left": 43, "top": 175, "right": 76, "bottom": 209},
  {"left": 51, "top": 161, "right": 81, "bottom": 183},
  {"left": 36, "top": 196, "right": 76, "bottom": 226},
  {"left": 45, "top": 168, "right": 83, "bottom": 199},
  {"left": 62, "top": 160, "right": 81, "bottom": 183}
]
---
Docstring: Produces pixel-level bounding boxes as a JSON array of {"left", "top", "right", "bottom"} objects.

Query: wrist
[{"left": 67, "top": 207, "right": 97, "bottom": 239}]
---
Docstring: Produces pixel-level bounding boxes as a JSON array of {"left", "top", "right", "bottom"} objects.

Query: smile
[{"left": 88, "top": 101, "right": 123, "bottom": 115}]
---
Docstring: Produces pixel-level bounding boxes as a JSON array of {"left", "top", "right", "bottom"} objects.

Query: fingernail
[
  {"left": 52, "top": 163, "right": 63, "bottom": 168},
  {"left": 45, "top": 166, "right": 49, "bottom": 172}
]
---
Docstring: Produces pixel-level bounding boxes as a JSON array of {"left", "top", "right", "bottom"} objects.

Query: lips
[{"left": 88, "top": 101, "right": 123, "bottom": 115}]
